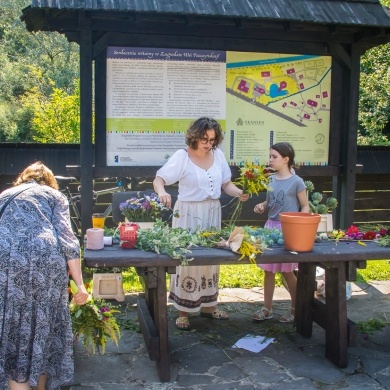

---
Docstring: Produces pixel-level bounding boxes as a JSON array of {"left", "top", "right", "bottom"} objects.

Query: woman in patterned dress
[
  {"left": 0, "top": 162, "right": 88, "bottom": 390},
  {"left": 153, "top": 117, "right": 249, "bottom": 330}
]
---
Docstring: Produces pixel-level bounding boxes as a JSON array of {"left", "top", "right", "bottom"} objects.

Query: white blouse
[{"left": 156, "top": 148, "right": 232, "bottom": 201}]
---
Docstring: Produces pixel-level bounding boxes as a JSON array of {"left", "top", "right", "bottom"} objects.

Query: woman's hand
[
  {"left": 153, "top": 176, "right": 172, "bottom": 208},
  {"left": 158, "top": 192, "right": 172, "bottom": 209},
  {"left": 73, "top": 284, "right": 89, "bottom": 305},
  {"left": 239, "top": 192, "right": 250, "bottom": 202},
  {"left": 254, "top": 202, "right": 266, "bottom": 214},
  {"left": 222, "top": 182, "right": 250, "bottom": 202}
]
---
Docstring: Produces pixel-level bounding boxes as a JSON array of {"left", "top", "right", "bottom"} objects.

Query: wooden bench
[{"left": 84, "top": 240, "right": 390, "bottom": 382}]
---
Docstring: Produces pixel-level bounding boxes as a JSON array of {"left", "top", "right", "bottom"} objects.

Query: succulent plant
[
  {"left": 304, "top": 180, "right": 315, "bottom": 193},
  {"left": 304, "top": 180, "right": 338, "bottom": 214}
]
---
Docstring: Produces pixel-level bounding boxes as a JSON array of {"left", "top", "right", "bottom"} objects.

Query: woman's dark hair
[
  {"left": 185, "top": 117, "right": 224, "bottom": 150},
  {"left": 14, "top": 161, "right": 59, "bottom": 190},
  {"left": 270, "top": 142, "right": 297, "bottom": 170}
]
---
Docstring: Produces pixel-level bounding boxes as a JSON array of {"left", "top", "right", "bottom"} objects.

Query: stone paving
[{"left": 68, "top": 281, "right": 390, "bottom": 390}]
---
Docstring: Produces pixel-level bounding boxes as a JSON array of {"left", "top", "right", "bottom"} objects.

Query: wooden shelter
[{"left": 21, "top": 0, "right": 390, "bottom": 233}]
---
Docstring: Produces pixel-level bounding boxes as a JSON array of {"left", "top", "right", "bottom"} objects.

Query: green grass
[
  {"left": 118, "top": 265, "right": 285, "bottom": 293},
  {"left": 356, "top": 260, "right": 390, "bottom": 282},
  {"left": 218, "top": 264, "right": 285, "bottom": 288},
  {"left": 115, "top": 259, "right": 390, "bottom": 293}
]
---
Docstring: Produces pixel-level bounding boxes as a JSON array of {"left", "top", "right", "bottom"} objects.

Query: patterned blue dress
[{"left": 0, "top": 180, "right": 80, "bottom": 390}]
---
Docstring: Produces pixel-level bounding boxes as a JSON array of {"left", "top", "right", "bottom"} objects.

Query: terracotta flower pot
[{"left": 280, "top": 212, "right": 321, "bottom": 252}]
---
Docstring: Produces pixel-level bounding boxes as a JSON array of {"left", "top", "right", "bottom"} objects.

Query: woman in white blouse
[{"left": 153, "top": 117, "right": 248, "bottom": 330}]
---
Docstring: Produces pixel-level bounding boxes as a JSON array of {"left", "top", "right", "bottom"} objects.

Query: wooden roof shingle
[{"left": 22, "top": 0, "right": 390, "bottom": 29}]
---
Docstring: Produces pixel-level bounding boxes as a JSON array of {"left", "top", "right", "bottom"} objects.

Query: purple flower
[
  {"left": 119, "top": 192, "right": 168, "bottom": 221},
  {"left": 346, "top": 231, "right": 363, "bottom": 240}
]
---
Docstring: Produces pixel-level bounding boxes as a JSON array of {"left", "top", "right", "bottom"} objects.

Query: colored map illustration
[{"left": 226, "top": 55, "right": 331, "bottom": 127}]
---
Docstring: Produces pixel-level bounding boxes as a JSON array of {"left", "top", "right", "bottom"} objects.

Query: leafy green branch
[{"left": 357, "top": 317, "right": 388, "bottom": 335}]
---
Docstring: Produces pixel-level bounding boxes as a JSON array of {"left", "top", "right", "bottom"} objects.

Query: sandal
[
  {"left": 279, "top": 307, "right": 295, "bottom": 323},
  {"left": 175, "top": 316, "right": 190, "bottom": 330},
  {"left": 252, "top": 307, "right": 273, "bottom": 321},
  {"left": 200, "top": 308, "right": 229, "bottom": 320}
]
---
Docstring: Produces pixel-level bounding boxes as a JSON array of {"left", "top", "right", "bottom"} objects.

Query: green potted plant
[{"left": 304, "top": 180, "right": 338, "bottom": 232}]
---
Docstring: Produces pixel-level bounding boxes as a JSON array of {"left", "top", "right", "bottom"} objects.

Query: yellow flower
[
  {"left": 237, "top": 240, "right": 262, "bottom": 263},
  {"left": 200, "top": 231, "right": 218, "bottom": 237},
  {"left": 228, "top": 161, "right": 272, "bottom": 228},
  {"left": 234, "top": 161, "right": 271, "bottom": 196}
]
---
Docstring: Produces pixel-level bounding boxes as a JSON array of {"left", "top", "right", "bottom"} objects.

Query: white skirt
[{"left": 169, "top": 198, "right": 221, "bottom": 313}]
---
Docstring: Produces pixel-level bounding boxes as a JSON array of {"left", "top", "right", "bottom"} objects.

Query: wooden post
[
  {"left": 94, "top": 47, "right": 107, "bottom": 167},
  {"left": 339, "top": 44, "right": 361, "bottom": 228},
  {"left": 79, "top": 14, "right": 94, "bottom": 235}
]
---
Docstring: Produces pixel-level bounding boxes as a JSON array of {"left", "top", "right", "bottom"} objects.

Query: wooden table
[{"left": 84, "top": 241, "right": 390, "bottom": 382}]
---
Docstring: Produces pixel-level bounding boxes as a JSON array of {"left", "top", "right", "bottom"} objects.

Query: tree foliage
[
  {"left": 358, "top": 0, "right": 390, "bottom": 145},
  {"left": 20, "top": 70, "right": 80, "bottom": 143},
  {"left": 0, "top": 0, "right": 79, "bottom": 142}
]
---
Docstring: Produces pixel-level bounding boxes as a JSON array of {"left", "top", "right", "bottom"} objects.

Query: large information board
[{"left": 106, "top": 47, "right": 331, "bottom": 166}]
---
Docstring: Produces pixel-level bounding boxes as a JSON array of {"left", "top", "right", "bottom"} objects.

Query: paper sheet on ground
[{"left": 232, "top": 334, "right": 274, "bottom": 353}]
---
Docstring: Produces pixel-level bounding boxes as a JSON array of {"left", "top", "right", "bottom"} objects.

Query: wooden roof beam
[{"left": 328, "top": 42, "right": 351, "bottom": 69}]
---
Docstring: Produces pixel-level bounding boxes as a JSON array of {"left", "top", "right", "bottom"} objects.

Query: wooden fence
[
  {"left": 0, "top": 144, "right": 389, "bottom": 229},
  {"left": 90, "top": 174, "right": 390, "bottom": 229}
]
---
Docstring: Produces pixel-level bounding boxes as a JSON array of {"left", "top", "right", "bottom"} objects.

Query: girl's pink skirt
[{"left": 257, "top": 219, "right": 298, "bottom": 273}]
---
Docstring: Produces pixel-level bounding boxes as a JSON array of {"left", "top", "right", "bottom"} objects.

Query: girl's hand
[{"left": 254, "top": 202, "right": 265, "bottom": 214}]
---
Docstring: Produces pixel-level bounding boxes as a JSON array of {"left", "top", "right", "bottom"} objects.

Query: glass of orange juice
[{"left": 92, "top": 213, "right": 105, "bottom": 229}]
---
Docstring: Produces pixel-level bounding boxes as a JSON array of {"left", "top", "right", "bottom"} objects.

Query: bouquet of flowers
[
  {"left": 345, "top": 225, "right": 386, "bottom": 240},
  {"left": 318, "top": 224, "right": 390, "bottom": 246},
  {"left": 211, "top": 226, "right": 267, "bottom": 263},
  {"left": 69, "top": 281, "right": 121, "bottom": 354},
  {"left": 119, "top": 192, "right": 169, "bottom": 222},
  {"left": 228, "top": 161, "right": 272, "bottom": 227}
]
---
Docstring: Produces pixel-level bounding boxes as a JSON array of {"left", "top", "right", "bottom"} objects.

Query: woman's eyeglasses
[{"left": 200, "top": 137, "right": 216, "bottom": 145}]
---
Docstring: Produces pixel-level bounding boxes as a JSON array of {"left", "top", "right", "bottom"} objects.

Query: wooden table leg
[
  {"left": 155, "top": 266, "right": 170, "bottom": 381},
  {"left": 324, "top": 262, "right": 348, "bottom": 367},
  {"left": 137, "top": 266, "right": 170, "bottom": 382},
  {"left": 295, "top": 262, "right": 316, "bottom": 337}
]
